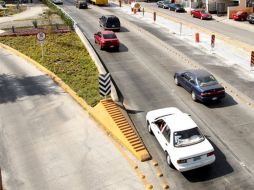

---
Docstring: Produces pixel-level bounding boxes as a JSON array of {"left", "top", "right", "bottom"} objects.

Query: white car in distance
[
  {"left": 52, "top": 0, "right": 63, "bottom": 4},
  {"left": 146, "top": 107, "right": 215, "bottom": 172}
]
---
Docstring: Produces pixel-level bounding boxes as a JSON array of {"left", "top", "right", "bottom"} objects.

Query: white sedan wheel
[
  {"left": 147, "top": 122, "right": 153, "bottom": 135},
  {"left": 166, "top": 153, "right": 172, "bottom": 167}
]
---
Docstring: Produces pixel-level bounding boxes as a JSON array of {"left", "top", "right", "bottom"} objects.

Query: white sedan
[
  {"left": 146, "top": 107, "right": 215, "bottom": 172},
  {"left": 52, "top": 0, "right": 63, "bottom": 4}
]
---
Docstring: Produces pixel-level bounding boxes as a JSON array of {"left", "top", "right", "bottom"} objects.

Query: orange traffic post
[
  {"left": 142, "top": 7, "right": 144, "bottom": 16},
  {"left": 133, "top": 8, "right": 136, "bottom": 14},
  {"left": 211, "top": 34, "right": 215, "bottom": 48},
  {"left": 119, "top": 0, "right": 121, "bottom": 7},
  {"left": 251, "top": 51, "right": 254, "bottom": 68},
  {"left": 195, "top": 33, "right": 199, "bottom": 43},
  {"left": 153, "top": 12, "right": 156, "bottom": 22}
]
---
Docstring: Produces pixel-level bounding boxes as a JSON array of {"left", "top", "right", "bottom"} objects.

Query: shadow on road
[
  {"left": 0, "top": 74, "right": 60, "bottom": 104},
  {"left": 204, "top": 93, "right": 238, "bottom": 108},
  {"left": 106, "top": 43, "right": 129, "bottom": 53},
  {"left": 119, "top": 27, "right": 130, "bottom": 33},
  {"left": 182, "top": 139, "right": 234, "bottom": 182}
]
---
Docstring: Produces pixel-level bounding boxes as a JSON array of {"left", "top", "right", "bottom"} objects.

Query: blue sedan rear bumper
[{"left": 197, "top": 93, "right": 225, "bottom": 102}]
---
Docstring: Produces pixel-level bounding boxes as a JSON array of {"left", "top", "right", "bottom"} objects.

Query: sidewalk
[
  {"left": 0, "top": 0, "right": 63, "bottom": 30},
  {"left": 211, "top": 14, "right": 254, "bottom": 33},
  {"left": 0, "top": 0, "right": 46, "bottom": 24},
  {"left": 107, "top": 1, "right": 254, "bottom": 106}
]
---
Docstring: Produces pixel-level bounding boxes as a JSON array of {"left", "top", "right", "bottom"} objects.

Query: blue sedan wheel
[
  {"left": 174, "top": 77, "right": 179, "bottom": 86},
  {"left": 192, "top": 91, "right": 197, "bottom": 101}
]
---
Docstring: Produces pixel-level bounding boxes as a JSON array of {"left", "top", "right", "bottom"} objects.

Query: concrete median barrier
[{"left": 90, "top": 99, "right": 151, "bottom": 161}]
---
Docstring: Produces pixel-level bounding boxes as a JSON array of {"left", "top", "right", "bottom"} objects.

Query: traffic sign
[
  {"left": 37, "top": 32, "right": 46, "bottom": 41},
  {"left": 99, "top": 73, "right": 111, "bottom": 97}
]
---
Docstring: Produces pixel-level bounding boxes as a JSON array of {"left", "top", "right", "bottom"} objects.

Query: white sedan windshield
[{"left": 174, "top": 127, "right": 204, "bottom": 147}]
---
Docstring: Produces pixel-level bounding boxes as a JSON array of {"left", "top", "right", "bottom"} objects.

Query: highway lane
[
  {"left": 62, "top": 2, "right": 254, "bottom": 189},
  {"left": 139, "top": 2, "right": 254, "bottom": 46}
]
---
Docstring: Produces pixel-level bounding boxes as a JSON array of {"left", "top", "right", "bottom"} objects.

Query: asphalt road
[
  {"left": 61, "top": 1, "right": 254, "bottom": 189},
  {"left": 139, "top": 2, "right": 254, "bottom": 46}
]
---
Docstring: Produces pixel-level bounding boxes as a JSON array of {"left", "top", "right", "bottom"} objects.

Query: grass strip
[{"left": 0, "top": 32, "right": 102, "bottom": 106}]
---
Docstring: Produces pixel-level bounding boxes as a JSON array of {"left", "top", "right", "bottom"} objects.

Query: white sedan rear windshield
[{"left": 174, "top": 127, "right": 204, "bottom": 147}]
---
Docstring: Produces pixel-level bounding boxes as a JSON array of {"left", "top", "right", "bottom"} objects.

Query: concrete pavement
[
  {"left": 0, "top": 47, "right": 148, "bottom": 190},
  {"left": 1, "top": 1, "right": 254, "bottom": 189},
  {"left": 0, "top": 0, "right": 63, "bottom": 31}
]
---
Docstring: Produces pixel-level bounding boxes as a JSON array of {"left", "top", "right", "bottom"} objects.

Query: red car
[
  {"left": 94, "top": 30, "right": 120, "bottom": 51},
  {"left": 191, "top": 9, "right": 212, "bottom": 20},
  {"left": 232, "top": 11, "right": 248, "bottom": 21}
]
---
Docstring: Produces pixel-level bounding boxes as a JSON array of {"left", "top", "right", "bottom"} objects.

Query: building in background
[{"left": 179, "top": 0, "right": 253, "bottom": 17}]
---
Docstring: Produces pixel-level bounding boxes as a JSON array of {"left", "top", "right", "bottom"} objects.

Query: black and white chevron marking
[{"left": 99, "top": 73, "right": 111, "bottom": 97}]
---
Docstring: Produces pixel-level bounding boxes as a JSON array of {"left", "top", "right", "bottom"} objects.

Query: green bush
[{"left": 41, "top": 0, "right": 74, "bottom": 29}]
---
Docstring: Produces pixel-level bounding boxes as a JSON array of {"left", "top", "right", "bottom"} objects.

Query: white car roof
[
  {"left": 147, "top": 107, "right": 197, "bottom": 131},
  {"left": 164, "top": 113, "right": 197, "bottom": 131},
  {"left": 147, "top": 107, "right": 182, "bottom": 120}
]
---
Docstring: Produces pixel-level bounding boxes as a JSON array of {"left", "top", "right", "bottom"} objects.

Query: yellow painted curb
[{"left": 90, "top": 99, "right": 151, "bottom": 161}]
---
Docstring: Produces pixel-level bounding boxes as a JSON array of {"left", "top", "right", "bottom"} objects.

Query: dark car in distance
[
  {"left": 247, "top": 13, "right": 254, "bottom": 24},
  {"left": 232, "top": 11, "right": 248, "bottom": 21},
  {"left": 99, "top": 15, "right": 121, "bottom": 32},
  {"left": 76, "top": 0, "right": 88, "bottom": 9},
  {"left": 174, "top": 69, "right": 225, "bottom": 102},
  {"left": 168, "top": 3, "right": 185, "bottom": 12}
]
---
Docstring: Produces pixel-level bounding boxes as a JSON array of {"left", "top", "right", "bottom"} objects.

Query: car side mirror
[{"left": 190, "top": 79, "right": 195, "bottom": 84}]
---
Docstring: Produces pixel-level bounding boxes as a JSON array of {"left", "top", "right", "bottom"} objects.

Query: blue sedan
[{"left": 174, "top": 69, "right": 225, "bottom": 102}]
